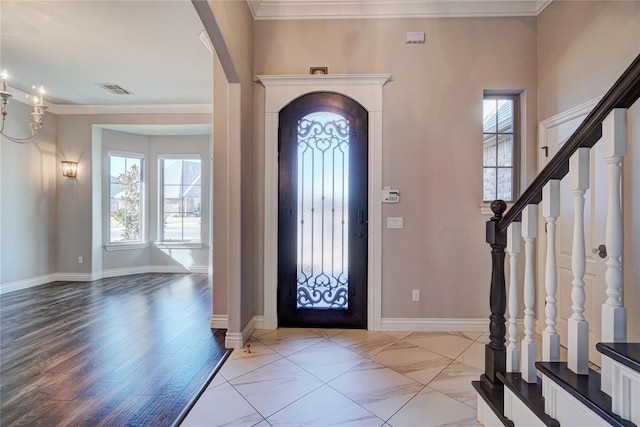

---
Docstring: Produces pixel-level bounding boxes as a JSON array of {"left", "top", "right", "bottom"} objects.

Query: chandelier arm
[
  {"left": 0, "top": 109, "right": 39, "bottom": 144},
  {"left": 1, "top": 132, "right": 35, "bottom": 144}
]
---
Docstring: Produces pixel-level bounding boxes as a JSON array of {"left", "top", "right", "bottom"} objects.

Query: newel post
[{"left": 483, "top": 200, "right": 508, "bottom": 388}]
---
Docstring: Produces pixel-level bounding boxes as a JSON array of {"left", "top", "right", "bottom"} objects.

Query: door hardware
[{"left": 592, "top": 244, "right": 607, "bottom": 259}]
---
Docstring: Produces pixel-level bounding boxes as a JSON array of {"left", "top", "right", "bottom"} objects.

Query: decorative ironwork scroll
[{"left": 296, "top": 111, "right": 350, "bottom": 309}]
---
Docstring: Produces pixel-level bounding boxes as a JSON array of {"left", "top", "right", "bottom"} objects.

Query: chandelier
[{"left": 0, "top": 69, "right": 48, "bottom": 144}]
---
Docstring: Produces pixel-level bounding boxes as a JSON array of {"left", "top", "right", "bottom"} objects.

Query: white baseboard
[
  {"left": 210, "top": 315, "right": 265, "bottom": 332},
  {"left": 55, "top": 272, "right": 101, "bottom": 282},
  {"left": 0, "top": 273, "right": 58, "bottom": 295},
  {"left": 210, "top": 314, "right": 229, "bottom": 329},
  {"left": 0, "top": 265, "right": 210, "bottom": 295},
  {"left": 101, "top": 265, "right": 209, "bottom": 278},
  {"left": 381, "top": 317, "right": 489, "bottom": 332},
  {"left": 225, "top": 316, "right": 256, "bottom": 349},
  {"left": 210, "top": 316, "right": 495, "bottom": 336},
  {"left": 253, "top": 315, "right": 266, "bottom": 330}
]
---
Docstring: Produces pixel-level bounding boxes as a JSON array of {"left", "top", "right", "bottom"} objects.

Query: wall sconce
[{"left": 61, "top": 161, "right": 78, "bottom": 178}]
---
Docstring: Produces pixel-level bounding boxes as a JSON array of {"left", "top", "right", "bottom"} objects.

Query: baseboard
[
  {"left": 0, "top": 274, "right": 58, "bottom": 295},
  {"left": 102, "top": 265, "right": 209, "bottom": 278},
  {"left": 225, "top": 317, "right": 256, "bottom": 349},
  {"left": 55, "top": 272, "right": 101, "bottom": 282},
  {"left": 381, "top": 317, "right": 489, "bottom": 332},
  {"left": 209, "top": 315, "right": 265, "bottom": 332},
  {"left": 210, "top": 314, "right": 229, "bottom": 329},
  {"left": 0, "top": 266, "right": 210, "bottom": 295},
  {"left": 253, "top": 315, "right": 266, "bottom": 330}
]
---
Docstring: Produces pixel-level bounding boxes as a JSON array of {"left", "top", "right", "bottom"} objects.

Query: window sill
[
  {"left": 155, "top": 242, "right": 204, "bottom": 249},
  {"left": 105, "top": 243, "right": 147, "bottom": 251},
  {"left": 480, "top": 202, "right": 514, "bottom": 216}
]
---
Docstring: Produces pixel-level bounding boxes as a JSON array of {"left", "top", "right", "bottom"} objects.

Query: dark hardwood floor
[{"left": 0, "top": 273, "right": 229, "bottom": 426}]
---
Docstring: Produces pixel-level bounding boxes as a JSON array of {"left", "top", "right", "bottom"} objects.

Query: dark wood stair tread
[
  {"left": 536, "top": 361, "right": 636, "bottom": 427},
  {"left": 597, "top": 342, "right": 640, "bottom": 372},
  {"left": 497, "top": 372, "right": 559, "bottom": 426}
]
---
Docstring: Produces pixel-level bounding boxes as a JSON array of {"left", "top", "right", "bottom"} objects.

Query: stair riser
[
  {"left": 541, "top": 374, "right": 610, "bottom": 426},
  {"left": 503, "top": 387, "right": 546, "bottom": 427},
  {"left": 610, "top": 358, "right": 640, "bottom": 424},
  {"left": 477, "top": 395, "right": 507, "bottom": 427}
]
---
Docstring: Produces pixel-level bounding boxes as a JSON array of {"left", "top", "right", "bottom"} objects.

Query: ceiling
[
  {"left": 1, "top": 0, "right": 213, "bottom": 107},
  {"left": 1, "top": 0, "right": 552, "bottom": 110}
]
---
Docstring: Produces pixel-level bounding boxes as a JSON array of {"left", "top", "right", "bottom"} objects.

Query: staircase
[{"left": 474, "top": 54, "right": 640, "bottom": 426}]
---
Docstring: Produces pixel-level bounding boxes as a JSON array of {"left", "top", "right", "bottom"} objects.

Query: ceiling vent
[{"left": 98, "top": 83, "right": 134, "bottom": 95}]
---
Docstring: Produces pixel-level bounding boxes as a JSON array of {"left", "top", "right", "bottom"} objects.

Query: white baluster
[
  {"left": 506, "top": 222, "right": 521, "bottom": 373},
  {"left": 521, "top": 205, "right": 537, "bottom": 383},
  {"left": 601, "top": 108, "right": 628, "bottom": 395},
  {"left": 568, "top": 148, "right": 590, "bottom": 375},
  {"left": 543, "top": 180, "right": 561, "bottom": 362}
]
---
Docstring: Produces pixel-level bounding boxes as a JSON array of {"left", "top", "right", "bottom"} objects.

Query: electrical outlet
[
  {"left": 412, "top": 289, "right": 420, "bottom": 301},
  {"left": 78, "top": 256, "right": 83, "bottom": 264}
]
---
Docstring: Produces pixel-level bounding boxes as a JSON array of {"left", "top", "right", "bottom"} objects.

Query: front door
[{"left": 278, "top": 92, "right": 368, "bottom": 328}]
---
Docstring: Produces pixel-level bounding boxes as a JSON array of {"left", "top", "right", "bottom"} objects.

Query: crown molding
[
  {"left": 248, "top": 0, "right": 553, "bottom": 20},
  {"left": 49, "top": 104, "right": 213, "bottom": 115},
  {"left": 7, "top": 86, "right": 211, "bottom": 115}
]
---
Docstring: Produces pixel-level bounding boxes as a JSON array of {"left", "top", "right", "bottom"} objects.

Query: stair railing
[{"left": 480, "top": 53, "right": 640, "bottom": 394}]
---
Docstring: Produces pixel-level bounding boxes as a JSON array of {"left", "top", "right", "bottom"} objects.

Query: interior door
[
  {"left": 539, "top": 110, "right": 608, "bottom": 364},
  {"left": 278, "top": 92, "right": 368, "bottom": 328}
]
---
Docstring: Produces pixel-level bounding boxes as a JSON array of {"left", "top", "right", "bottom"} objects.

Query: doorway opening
[{"left": 278, "top": 92, "right": 368, "bottom": 328}]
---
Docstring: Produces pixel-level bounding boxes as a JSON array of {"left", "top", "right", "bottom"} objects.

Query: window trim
[
  {"left": 106, "top": 150, "right": 145, "bottom": 247},
  {"left": 481, "top": 91, "right": 522, "bottom": 211},
  {"left": 158, "top": 154, "right": 203, "bottom": 244}
]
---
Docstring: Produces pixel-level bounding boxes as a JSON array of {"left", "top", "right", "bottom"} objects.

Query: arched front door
[{"left": 278, "top": 92, "right": 368, "bottom": 328}]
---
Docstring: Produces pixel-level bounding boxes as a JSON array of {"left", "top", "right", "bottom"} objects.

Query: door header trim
[{"left": 256, "top": 74, "right": 391, "bottom": 113}]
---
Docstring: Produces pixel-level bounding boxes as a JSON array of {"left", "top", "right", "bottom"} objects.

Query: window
[
  {"left": 160, "top": 156, "right": 202, "bottom": 242},
  {"left": 483, "top": 94, "right": 519, "bottom": 202},
  {"left": 108, "top": 152, "right": 144, "bottom": 243}
]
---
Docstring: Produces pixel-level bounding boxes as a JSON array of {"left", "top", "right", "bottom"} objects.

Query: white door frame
[{"left": 257, "top": 74, "right": 391, "bottom": 330}]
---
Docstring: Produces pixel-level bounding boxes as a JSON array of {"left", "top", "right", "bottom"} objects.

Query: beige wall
[
  {"left": 537, "top": 1, "right": 640, "bottom": 121},
  {"left": 55, "top": 112, "right": 212, "bottom": 274},
  {"left": 1, "top": 103, "right": 57, "bottom": 286},
  {"left": 537, "top": 1, "right": 640, "bottom": 341},
  {"left": 254, "top": 17, "right": 538, "bottom": 319}
]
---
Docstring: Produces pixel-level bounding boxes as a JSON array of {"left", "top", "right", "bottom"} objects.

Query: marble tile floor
[{"left": 182, "top": 329, "right": 488, "bottom": 427}]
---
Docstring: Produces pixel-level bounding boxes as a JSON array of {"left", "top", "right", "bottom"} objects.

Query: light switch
[{"left": 387, "top": 217, "right": 404, "bottom": 229}]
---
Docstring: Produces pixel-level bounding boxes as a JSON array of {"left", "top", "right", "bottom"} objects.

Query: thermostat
[{"left": 382, "top": 187, "right": 400, "bottom": 203}]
